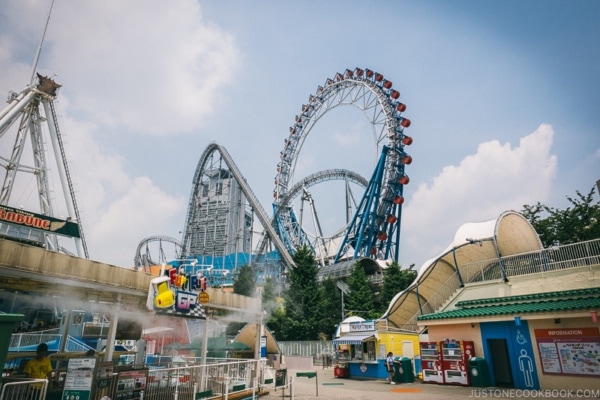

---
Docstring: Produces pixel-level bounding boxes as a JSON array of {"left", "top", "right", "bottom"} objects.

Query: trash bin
[
  {"left": 469, "top": 357, "right": 491, "bottom": 387},
  {"left": 275, "top": 368, "right": 287, "bottom": 387},
  {"left": 393, "top": 357, "right": 414, "bottom": 383},
  {"left": 400, "top": 357, "right": 415, "bottom": 383},
  {"left": 392, "top": 357, "right": 402, "bottom": 383}
]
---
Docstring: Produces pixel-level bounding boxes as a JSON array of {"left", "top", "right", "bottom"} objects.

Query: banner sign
[
  {"left": 146, "top": 267, "right": 207, "bottom": 319},
  {"left": 0, "top": 204, "right": 80, "bottom": 238},
  {"left": 349, "top": 320, "right": 375, "bottom": 332}
]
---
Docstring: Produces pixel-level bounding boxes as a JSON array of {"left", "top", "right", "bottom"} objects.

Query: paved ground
[{"left": 258, "top": 368, "right": 585, "bottom": 400}]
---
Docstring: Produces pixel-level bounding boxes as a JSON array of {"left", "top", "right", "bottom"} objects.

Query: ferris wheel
[{"left": 272, "top": 67, "right": 413, "bottom": 264}]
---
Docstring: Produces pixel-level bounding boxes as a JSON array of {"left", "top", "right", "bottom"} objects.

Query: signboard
[
  {"left": 198, "top": 291, "right": 210, "bottom": 303},
  {"left": 261, "top": 336, "right": 267, "bottom": 358},
  {"left": 115, "top": 369, "right": 147, "bottom": 400},
  {"left": 0, "top": 204, "right": 81, "bottom": 238},
  {"left": 61, "top": 358, "right": 96, "bottom": 400},
  {"left": 349, "top": 320, "right": 375, "bottom": 332},
  {"left": 95, "top": 362, "right": 113, "bottom": 390},
  {"left": 146, "top": 268, "right": 206, "bottom": 319},
  {"left": 535, "top": 328, "right": 600, "bottom": 377}
]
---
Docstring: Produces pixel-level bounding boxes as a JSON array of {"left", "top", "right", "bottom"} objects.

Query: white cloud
[
  {"left": 31, "top": 98, "right": 186, "bottom": 267},
  {"left": 45, "top": 0, "right": 240, "bottom": 135},
  {"left": 0, "top": 1, "right": 239, "bottom": 267},
  {"left": 87, "top": 175, "right": 185, "bottom": 266},
  {"left": 400, "top": 124, "right": 557, "bottom": 266}
]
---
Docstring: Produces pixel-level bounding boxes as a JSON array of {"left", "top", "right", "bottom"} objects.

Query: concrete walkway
[{"left": 259, "top": 368, "right": 579, "bottom": 400}]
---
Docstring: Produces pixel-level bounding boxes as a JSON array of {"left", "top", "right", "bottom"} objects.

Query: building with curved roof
[{"left": 379, "top": 210, "right": 543, "bottom": 332}]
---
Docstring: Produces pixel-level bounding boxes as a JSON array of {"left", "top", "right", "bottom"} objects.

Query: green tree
[
  {"left": 379, "top": 261, "right": 417, "bottom": 313},
  {"left": 261, "top": 277, "right": 278, "bottom": 313},
  {"left": 279, "top": 245, "right": 321, "bottom": 340},
  {"left": 264, "top": 306, "right": 286, "bottom": 340},
  {"left": 522, "top": 186, "right": 600, "bottom": 247},
  {"left": 344, "top": 263, "right": 376, "bottom": 319},
  {"left": 233, "top": 264, "right": 256, "bottom": 297},
  {"left": 316, "top": 277, "right": 342, "bottom": 339}
]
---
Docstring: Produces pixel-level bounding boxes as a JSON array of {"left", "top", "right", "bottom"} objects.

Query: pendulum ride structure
[{"left": 0, "top": 74, "right": 88, "bottom": 258}]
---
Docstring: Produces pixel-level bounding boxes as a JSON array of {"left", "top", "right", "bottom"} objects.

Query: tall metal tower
[
  {"left": 0, "top": 0, "right": 87, "bottom": 257},
  {"left": 0, "top": 75, "right": 88, "bottom": 257}
]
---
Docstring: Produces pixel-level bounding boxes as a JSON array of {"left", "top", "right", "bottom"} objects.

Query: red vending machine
[
  {"left": 419, "top": 342, "right": 444, "bottom": 384},
  {"left": 440, "top": 339, "right": 474, "bottom": 386}
]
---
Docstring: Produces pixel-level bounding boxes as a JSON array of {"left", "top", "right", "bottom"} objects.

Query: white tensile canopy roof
[{"left": 381, "top": 210, "right": 543, "bottom": 331}]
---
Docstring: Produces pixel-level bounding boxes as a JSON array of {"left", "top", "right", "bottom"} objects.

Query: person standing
[
  {"left": 24, "top": 342, "right": 53, "bottom": 396},
  {"left": 386, "top": 351, "right": 396, "bottom": 384}
]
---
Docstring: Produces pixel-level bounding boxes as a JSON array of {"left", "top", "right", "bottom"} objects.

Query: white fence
[{"left": 0, "top": 378, "right": 47, "bottom": 400}]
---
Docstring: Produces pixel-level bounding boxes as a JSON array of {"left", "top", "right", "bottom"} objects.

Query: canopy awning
[{"left": 333, "top": 333, "right": 377, "bottom": 345}]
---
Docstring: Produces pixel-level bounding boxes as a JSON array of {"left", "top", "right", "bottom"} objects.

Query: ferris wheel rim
[{"left": 273, "top": 67, "right": 411, "bottom": 204}]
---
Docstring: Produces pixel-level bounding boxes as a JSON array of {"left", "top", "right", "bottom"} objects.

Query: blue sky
[{"left": 0, "top": 0, "right": 598, "bottom": 270}]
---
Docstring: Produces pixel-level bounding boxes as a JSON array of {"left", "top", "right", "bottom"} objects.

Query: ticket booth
[
  {"left": 334, "top": 319, "right": 420, "bottom": 380},
  {"left": 333, "top": 320, "right": 380, "bottom": 378}
]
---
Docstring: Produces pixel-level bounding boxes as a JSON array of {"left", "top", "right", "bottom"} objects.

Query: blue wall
[{"left": 480, "top": 321, "right": 539, "bottom": 390}]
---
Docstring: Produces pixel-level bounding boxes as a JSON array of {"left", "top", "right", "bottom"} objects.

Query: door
[
  {"left": 488, "top": 338, "right": 514, "bottom": 387},
  {"left": 402, "top": 341, "right": 414, "bottom": 358}
]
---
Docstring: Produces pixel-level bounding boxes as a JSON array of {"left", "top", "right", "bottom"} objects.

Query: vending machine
[
  {"left": 440, "top": 339, "right": 474, "bottom": 386},
  {"left": 419, "top": 342, "right": 444, "bottom": 384}
]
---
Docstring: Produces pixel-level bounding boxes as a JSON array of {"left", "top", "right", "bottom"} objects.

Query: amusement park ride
[
  {"left": 271, "top": 67, "right": 413, "bottom": 265},
  {"left": 0, "top": 0, "right": 413, "bottom": 280},
  {"left": 0, "top": 58, "right": 413, "bottom": 364},
  {"left": 1, "top": 66, "right": 414, "bottom": 283},
  {"left": 169, "top": 67, "right": 414, "bottom": 279},
  {"left": 0, "top": 5, "right": 417, "bottom": 382}
]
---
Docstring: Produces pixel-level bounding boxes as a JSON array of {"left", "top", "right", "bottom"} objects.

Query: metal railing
[
  {"left": 1, "top": 359, "right": 270, "bottom": 400},
  {"left": 141, "top": 359, "right": 267, "bottom": 400},
  {"left": 9, "top": 332, "right": 60, "bottom": 350},
  {"left": 0, "top": 378, "right": 47, "bottom": 400},
  {"left": 9, "top": 333, "right": 94, "bottom": 353},
  {"left": 400, "top": 238, "right": 600, "bottom": 331}
]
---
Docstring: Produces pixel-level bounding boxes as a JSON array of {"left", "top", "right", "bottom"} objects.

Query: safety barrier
[
  {"left": 0, "top": 378, "right": 48, "bottom": 400},
  {"left": 142, "top": 359, "right": 267, "bottom": 400}
]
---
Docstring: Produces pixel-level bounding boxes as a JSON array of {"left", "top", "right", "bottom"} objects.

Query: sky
[{"left": 0, "top": 0, "right": 598, "bottom": 271}]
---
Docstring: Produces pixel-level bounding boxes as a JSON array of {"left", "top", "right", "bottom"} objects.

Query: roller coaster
[
  {"left": 0, "top": 66, "right": 413, "bottom": 282},
  {"left": 172, "top": 67, "right": 413, "bottom": 280}
]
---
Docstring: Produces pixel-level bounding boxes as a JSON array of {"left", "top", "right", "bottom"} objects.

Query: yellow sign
[{"left": 198, "top": 291, "right": 210, "bottom": 303}]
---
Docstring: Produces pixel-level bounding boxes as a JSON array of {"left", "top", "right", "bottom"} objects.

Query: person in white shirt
[{"left": 386, "top": 352, "right": 395, "bottom": 384}]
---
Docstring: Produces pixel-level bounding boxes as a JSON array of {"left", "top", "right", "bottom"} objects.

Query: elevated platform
[{"left": 0, "top": 238, "right": 260, "bottom": 312}]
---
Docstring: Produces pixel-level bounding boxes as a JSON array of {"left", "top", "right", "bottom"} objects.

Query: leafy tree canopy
[
  {"left": 521, "top": 186, "right": 600, "bottom": 247},
  {"left": 380, "top": 261, "right": 417, "bottom": 313},
  {"left": 345, "top": 263, "right": 376, "bottom": 319},
  {"left": 316, "top": 277, "right": 342, "bottom": 339},
  {"left": 233, "top": 264, "right": 256, "bottom": 297}
]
